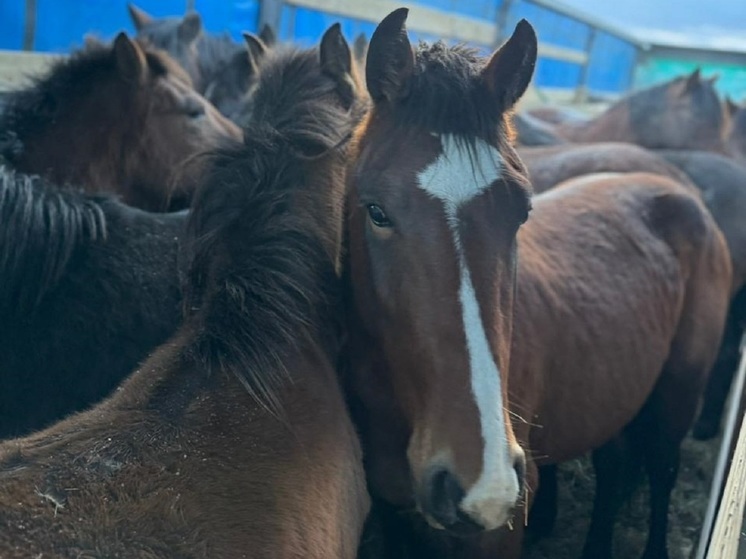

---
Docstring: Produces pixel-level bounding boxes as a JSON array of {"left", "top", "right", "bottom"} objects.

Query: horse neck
[
  {"left": 555, "top": 102, "right": 634, "bottom": 144},
  {"left": 15, "top": 108, "right": 135, "bottom": 193}
]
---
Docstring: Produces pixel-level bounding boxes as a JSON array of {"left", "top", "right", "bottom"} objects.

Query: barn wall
[{"left": 0, "top": 0, "right": 640, "bottom": 96}]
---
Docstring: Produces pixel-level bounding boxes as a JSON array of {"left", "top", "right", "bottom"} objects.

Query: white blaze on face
[{"left": 416, "top": 134, "right": 520, "bottom": 530}]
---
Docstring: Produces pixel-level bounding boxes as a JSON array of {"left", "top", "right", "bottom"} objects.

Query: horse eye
[
  {"left": 366, "top": 204, "right": 391, "bottom": 228},
  {"left": 184, "top": 99, "right": 205, "bottom": 118}
]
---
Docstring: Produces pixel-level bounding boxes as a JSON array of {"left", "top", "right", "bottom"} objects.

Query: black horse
[
  {"left": 128, "top": 3, "right": 275, "bottom": 120},
  {"left": 0, "top": 167, "right": 185, "bottom": 438}
]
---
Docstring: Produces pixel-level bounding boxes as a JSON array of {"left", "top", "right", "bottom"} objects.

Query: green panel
[{"left": 634, "top": 57, "right": 746, "bottom": 100}]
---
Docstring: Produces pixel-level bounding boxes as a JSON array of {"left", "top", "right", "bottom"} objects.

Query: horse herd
[{"left": 0, "top": 4, "right": 744, "bottom": 558}]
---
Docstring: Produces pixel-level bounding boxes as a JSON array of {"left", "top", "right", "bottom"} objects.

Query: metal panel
[
  {"left": 585, "top": 31, "right": 637, "bottom": 95},
  {"left": 0, "top": 0, "right": 26, "bottom": 50},
  {"left": 32, "top": 0, "right": 186, "bottom": 52},
  {"left": 285, "top": 0, "right": 496, "bottom": 45},
  {"left": 194, "top": 0, "right": 261, "bottom": 39}
]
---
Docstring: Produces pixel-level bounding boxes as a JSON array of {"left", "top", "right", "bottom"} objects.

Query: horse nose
[
  {"left": 422, "top": 468, "right": 484, "bottom": 535},
  {"left": 514, "top": 451, "right": 527, "bottom": 496}
]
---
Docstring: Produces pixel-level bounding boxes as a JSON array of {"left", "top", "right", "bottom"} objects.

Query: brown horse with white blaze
[
  {"left": 345, "top": 8, "right": 535, "bottom": 545},
  {"left": 346, "top": 9, "right": 732, "bottom": 559}
]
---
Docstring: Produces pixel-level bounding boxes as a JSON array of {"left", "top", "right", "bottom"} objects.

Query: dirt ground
[{"left": 523, "top": 434, "right": 720, "bottom": 559}]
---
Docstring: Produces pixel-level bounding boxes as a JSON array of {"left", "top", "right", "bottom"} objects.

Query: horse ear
[
  {"left": 684, "top": 68, "right": 701, "bottom": 92},
  {"left": 178, "top": 12, "right": 203, "bottom": 44},
  {"left": 320, "top": 23, "right": 352, "bottom": 80},
  {"left": 353, "top": 33, "right": 368, "bottom": 63},
  {"left": 113, "top": 32, "right": 147, "bottom": 84},
  {"left": 482, "top": 20, "right": 537, "bottom": 111},
  {"left": 726, "top": 96, "right": 740, "bottom": 117},
  {"left": 320, "top": 23, "right": 357, "bottom": 107},
  {"left": 258, "top": 24, "right": 277, "bottom": 47},
  {"left": 242, "top": 32, "right": 267, "bottom": 74},
  {"left": 366, "top": 8, "right": 414, "bottom": 104},
  {"left": 127, "top": 3, "right": 153, "bottom": 31},
  {"left": 707, "top": 73, "right": 720, "bottom": 85}
]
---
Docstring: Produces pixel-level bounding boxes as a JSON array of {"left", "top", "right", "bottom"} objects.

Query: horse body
[
  {"left": 0, "top": 25, "right": 368, "bottom": 558},
  {"left": 519, "top": 142, "right": 696, "bottom": 194},
  {"left": 0, "top": 34, "right": 241, "bottom": 211},
  {"left": 0, "top": 335, "right": 365, "bottom": 558},
  {"left": 516, "top": 173, "right": 729, "bottom": 461},
  {"left": 0, "top": 168, "right": 184, "bottom": 439},
  {"left": 656, "top": 150, "right": 746, "bottom": 440}
]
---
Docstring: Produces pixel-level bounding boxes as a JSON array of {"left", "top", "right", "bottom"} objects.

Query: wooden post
[
  {"left": 697, "top": 332, "right": 746, "bottom": 559},
  {"left": 574, "top": 27, "right": 596, "bottom": 103},
  {"left": 494, "top": 0, "right": 513, "bottom": 46},
  {"left": 259, "top": 0, "right": 284, "bottom": 35},
  {"left": 23, "top": 0, "right": 37, "bottom": 51},
  {"left": 707, "top": 412, "right": 746, "bottom": 558}
]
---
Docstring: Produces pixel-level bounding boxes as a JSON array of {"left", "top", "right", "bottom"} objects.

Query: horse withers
[
  {"left": 0, "top": 33, "right": 241, "bottom": 211},
  {"left": 345, "top": 9, "right": 731, "bottom": 559},
  {"left": 0, "top": 24, "right": 368, "bottom": 558}
]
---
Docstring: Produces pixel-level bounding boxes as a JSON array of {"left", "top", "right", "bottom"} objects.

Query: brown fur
[
  {"left": 0, "top": 28, "right": 369, "bottom": 558},
  {"left": 518, "top": 142, "right": 698, "bottom": 194},
  {"left": 0, "top": 33, "right": 241, "bottom": 211}
]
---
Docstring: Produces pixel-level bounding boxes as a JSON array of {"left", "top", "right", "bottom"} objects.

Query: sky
[{"left": 556, "top": 0, "right": 746, "bottom": 51}]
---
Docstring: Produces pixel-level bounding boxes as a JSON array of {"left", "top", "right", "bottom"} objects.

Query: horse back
[{"left": 515, "top": 172, "right": 730, "bottom": 461}]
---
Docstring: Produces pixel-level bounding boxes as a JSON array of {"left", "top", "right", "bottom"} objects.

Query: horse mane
[
  {"left": 0, "top": 40, "right": 184, "bottom": 163},
  {"left": 0, "top": 167, "right": 106, "bottom": 314},
  {"left": 183, "top": 46, "right": 357, "bottom": 415}
]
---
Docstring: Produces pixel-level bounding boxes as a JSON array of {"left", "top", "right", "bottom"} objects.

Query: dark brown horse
[
  {"left": 519, "top": 143, "right": 746, "bottom": 442},
  {"left": 0, "top": 24, "right": 368, "bottom": 558},
  {"left": 0, "top": 33, "right": 241, "bottom": 211},
  {"left": 543, "top": 70, "right": 725, "bottom": 152},
  {"left": 344, "top": 10, "right": 731, "bottom": 559}
]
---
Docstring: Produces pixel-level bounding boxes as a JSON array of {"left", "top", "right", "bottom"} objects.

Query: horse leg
[
  {"left": 581, "top": 437, "right": 631, "bottom": 559},
  {"left": 526, "top": 464, "right": 558, "bottom": 539},
  {"left": 692, "top": 308, "right": 742, "bottom": 440},
  {"left": 631, "top": 367, "right": 702, "bottom": 559}
]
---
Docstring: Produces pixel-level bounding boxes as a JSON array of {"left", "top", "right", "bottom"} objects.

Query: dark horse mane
[
  {"left": 0, "top": 167, "right": 106, "bottom": 314},
  {"left": 184, "top": 45, "right": 358, "bottom": 415},
  {"left": 0, "top": 39, "right": 185, "bottom": 163}
]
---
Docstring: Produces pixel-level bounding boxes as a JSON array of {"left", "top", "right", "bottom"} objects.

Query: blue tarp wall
[{"left": 0, "top": 0, "right": 638, "bottom": 95}]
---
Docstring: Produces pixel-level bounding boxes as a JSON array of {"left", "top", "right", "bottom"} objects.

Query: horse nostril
[
  {"left": 514, "top": 453, "right": 527, "bottom": 495},
  {"left": 428, "top": 468, "right": 465, "bottom": 527}
]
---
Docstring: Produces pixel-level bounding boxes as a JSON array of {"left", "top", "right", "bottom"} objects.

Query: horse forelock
[{"left": 0, "top": 167, "right": 107, "bottom": 315}]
